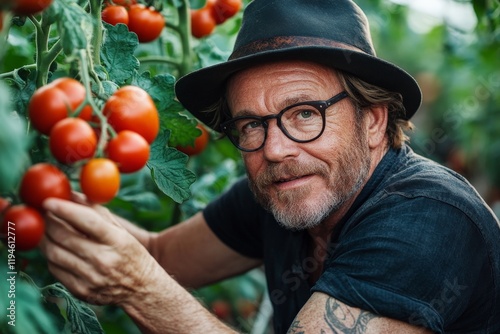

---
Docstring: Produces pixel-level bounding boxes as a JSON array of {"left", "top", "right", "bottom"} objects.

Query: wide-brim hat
[{"left": 175, "top": 0, "right": 422, "bottom": 132}]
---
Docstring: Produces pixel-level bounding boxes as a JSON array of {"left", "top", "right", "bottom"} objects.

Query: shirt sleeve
[
  {"left": 203, "top": 177, "right": 264, "bottom": 259},
  {"left": 311, "top": 195, "right": 488, "bottom": 333}
]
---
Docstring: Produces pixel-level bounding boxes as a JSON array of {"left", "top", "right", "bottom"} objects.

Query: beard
[{"left": 248, "top": 125, "right": 371, "bottom": 231}]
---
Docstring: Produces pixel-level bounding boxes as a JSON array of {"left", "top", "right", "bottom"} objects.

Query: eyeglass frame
[{"left": 220, "top": 91, "right": 349, "bottom": 152}]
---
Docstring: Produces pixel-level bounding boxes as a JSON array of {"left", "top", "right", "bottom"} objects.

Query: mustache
[{"left": 253, "top": 160, "right": 329, "bottom": 188}]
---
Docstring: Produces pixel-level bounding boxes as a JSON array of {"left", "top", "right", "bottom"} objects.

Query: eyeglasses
[{"left": 220, "top": 91, "right": 348, "bottom": 152}]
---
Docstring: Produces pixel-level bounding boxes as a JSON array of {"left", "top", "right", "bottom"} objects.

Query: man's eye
[
  {"left": 242, "top": 120, "right": 262, "bottom": 130},
  {"left": 299, "top": 110, "right": 313, "bottom": 119}
]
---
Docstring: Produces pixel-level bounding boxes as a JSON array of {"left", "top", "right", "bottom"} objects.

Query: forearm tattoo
[
  {"left": 324, "top": 298, "right": 378, "bottom": 333},
  {"left": 287, "top": 298, "right": 379, "bottom": 333}
]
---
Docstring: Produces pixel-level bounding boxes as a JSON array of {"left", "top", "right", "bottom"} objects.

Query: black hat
[{"left": 175, "top": 0, "right": 422, "bottom": 131}]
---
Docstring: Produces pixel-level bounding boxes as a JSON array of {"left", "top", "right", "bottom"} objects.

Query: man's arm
[
  {"left": 148, "top": 211, "right": 262, "bottom": 288},
  {"left": 288, "top": 292, "right": 433, "bottom": 334},
  {"left": 40, "top": 198, "right": 260, "bottom": 333}
]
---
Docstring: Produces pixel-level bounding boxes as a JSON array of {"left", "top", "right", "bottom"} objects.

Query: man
[{"left": 41, "top": 0, "right": 500, "bottom": 333}]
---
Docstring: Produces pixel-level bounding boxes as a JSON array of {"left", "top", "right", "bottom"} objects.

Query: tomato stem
[
  {"left": 136, "top": 56, "right": 181, "bottom": 68},
  {"left": 77, "top": 49, "right": 110, "bottom": 157},
  {"left": 89, "top": 0, "right": 103, "bottom": 66},
  {"left": 177, "top": 0, "right": 193, "bottom": 77},
  {"left": 165, "top": 20, "right": 180, "bottom": 33},
  {"left": 30, "top": 15, "right": 49, "bottom": 87},
  {"left": 31, "top": 12, "right": 62, "bottom": 88}
]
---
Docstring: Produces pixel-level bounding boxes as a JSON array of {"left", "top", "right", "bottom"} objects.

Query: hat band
[{"left": 229, "top": 36, "right": 367, "bottom": 60}]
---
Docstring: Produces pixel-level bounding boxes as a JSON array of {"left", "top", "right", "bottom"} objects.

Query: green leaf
[
  {"left": 131, "top": 72, "right": 176, "bottom": 112},
  {"left": 472, "top": 0, "right": 487, "bottom": 21},
  {"left": 7, "top": 69, "right": 36, "bottom": 117},
  {"left": 42, "top": 283, "right": 104, "bottom": 334},
  {"left": 56, "top": 0, "right": 92, "bottom": 55},
  {"left": 162, "top": 102, "right": 200, "bottom": 147},
  {"left": 65, "top": 298, "right": 104, "bottom": 334},
  {"left": 101, "top": 23, "right": 140, "bottom": 85},
  {"left": 117, "top": 192, "right": 162, "bottom": 211},
  {"left": 147, "top": 131, "right": 196, "bottom": 203},
  {"left": 194, "top": 39, "right": 231, "bottom": 68},
  {"left": 0, "top": 82, "right": 29, "bottom": 192}
]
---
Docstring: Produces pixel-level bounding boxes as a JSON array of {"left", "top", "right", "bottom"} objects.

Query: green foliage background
[{"left": 0, "top": 0, "right": 499, "bottom": 333}]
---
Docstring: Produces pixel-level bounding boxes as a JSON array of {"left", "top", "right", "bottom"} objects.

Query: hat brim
[{"left": 175, "top": 46, "right": 422, "bottom": 132}]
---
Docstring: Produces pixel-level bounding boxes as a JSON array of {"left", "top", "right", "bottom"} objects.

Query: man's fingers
[
  {"left": 43, "top": 198, "right": 119, "bottom": 243},
  {"left": 71, "top": 191, "right": 90, "bottom": 205},
  {"left": 43, "top": 212, "right": 101, "bottom": 261},
  {"left": 40, "top": 233, "right": 96, "bottom": 282}
]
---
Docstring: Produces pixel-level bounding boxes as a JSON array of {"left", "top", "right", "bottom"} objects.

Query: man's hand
[
  {"left": 39, "top": 197, "right": 158, "bottom": 306},
  {"left": 39, "top": 197, "right": 239, "bottom": 333}
]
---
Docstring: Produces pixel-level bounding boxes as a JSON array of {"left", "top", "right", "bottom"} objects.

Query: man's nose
[{"left": 262, "top": 121, "right": 300, "bottom": 162}]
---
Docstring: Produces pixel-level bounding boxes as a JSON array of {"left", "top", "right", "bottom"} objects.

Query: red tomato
[
  {"left": 19, "top": 163, "right": 72, "bottom": 211},
  {"left": 102, "top": 5, "right": 129, "bottom": 26},
  {"left": 176, "top": 124, "right": 210, "bottom": 156},
  {"left": 28, "top": 78, "right": 93, "bottom": 135},
  {"left": 211, "top": 300, "right": 232, "bottom": 320},
  {"left": 0, "top": 11, "right": 4, "bottom": 30},
  {"left": 210, "top": 0, "right": 241, "bottom": 24},
  {"left": 0, "top": 197, "right": 11, "bottom": 215},
  {"left": 127, "top": 4, "right": 165, "bottom": 43},
  {"left": 103, "top": 86, "right": 159, "bottom": 144},
  {"left": 11, "top": 0, "right": 53, "bottom": 16},
  {"left": 191, "top": 6, "right": 216, "bottom": 38},
  {"left": 80, "top": 158, "right": 120, "bottom": 204},
  {"left": 2, "top": 205, "right": 45, "bottom": 251},
  {"left": 49, "top": 118, "right": 97, "bottom": 164},
  {"left": 106, "top": 130, "right": 150, "bottom": 173}
]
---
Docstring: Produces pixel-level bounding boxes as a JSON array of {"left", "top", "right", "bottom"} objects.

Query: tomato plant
[
  {"left": 19, "top": 163, "right": 72, "bottom": 212},
  {"left": 127, "top": 4, "right": 165, "bottom": 43},
  {"left": 2, "top": 205, "right": 45, "bottom": 251},
  {"left": 28, "top": 78, "right": 93, "bottom": 135},
  {"left": 80, "top": 158, "right": 120, "bottom": 204},
  {"left": 49, "top": 117, "right": 97, "bottom": 164},
  {"left": 106, "top": 130, "right": 150, "bottom": 173},
  {"left": 102, "top": 5, "right": 129, "bottom": 26},
  {"left": 103, "top": 85, "right": 160, "bottom": 144},
  {"left": 0, "top": 0, "right": 263, "bottom": 332},
  {"left": 177, "top": 124, "right": 210, "bottom": 156}
]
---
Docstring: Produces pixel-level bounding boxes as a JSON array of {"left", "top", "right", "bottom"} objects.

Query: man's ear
[{"left": 365, "top": 105, "right": 388, "bottom": 149}]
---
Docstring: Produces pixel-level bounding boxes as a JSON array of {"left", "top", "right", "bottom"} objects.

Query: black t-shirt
[{"left": 203, "top": 146, "right": 500, "bottom": 333}]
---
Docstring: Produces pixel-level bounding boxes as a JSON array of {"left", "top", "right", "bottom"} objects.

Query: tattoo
[
  {"left": 324, "top": 298, "right": 379, "bottom": 333},
  {"left": 287, "top": 320, "right": 305, "bottom": 334}
]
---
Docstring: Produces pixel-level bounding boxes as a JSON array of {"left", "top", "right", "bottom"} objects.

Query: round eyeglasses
[{"left": 220, "top": 91, "right": 348, "bottom": 152}]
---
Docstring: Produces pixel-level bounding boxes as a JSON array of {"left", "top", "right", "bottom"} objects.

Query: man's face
[{"left": 226, "top": 60, "right": 372, "bottom": 230}]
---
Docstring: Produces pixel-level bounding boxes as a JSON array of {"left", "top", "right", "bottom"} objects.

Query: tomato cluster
[
  {"left": 102, "top": 1, "right": 165, "bottom": 43},
  {"left": 191, "top": 0, "right": 242, "bottom": 39},
  {"left": 1, "top": 79, "right": 159, "bottom": 251}
]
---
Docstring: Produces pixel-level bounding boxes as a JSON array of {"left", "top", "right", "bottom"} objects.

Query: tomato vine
[{"left": 0, "top": 0, "right": 246, "bottom": 332}]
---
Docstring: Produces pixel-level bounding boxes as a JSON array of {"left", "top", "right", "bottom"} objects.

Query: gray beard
[{"left": 248, "top": 132, "right": 371, "bottom": 231}]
